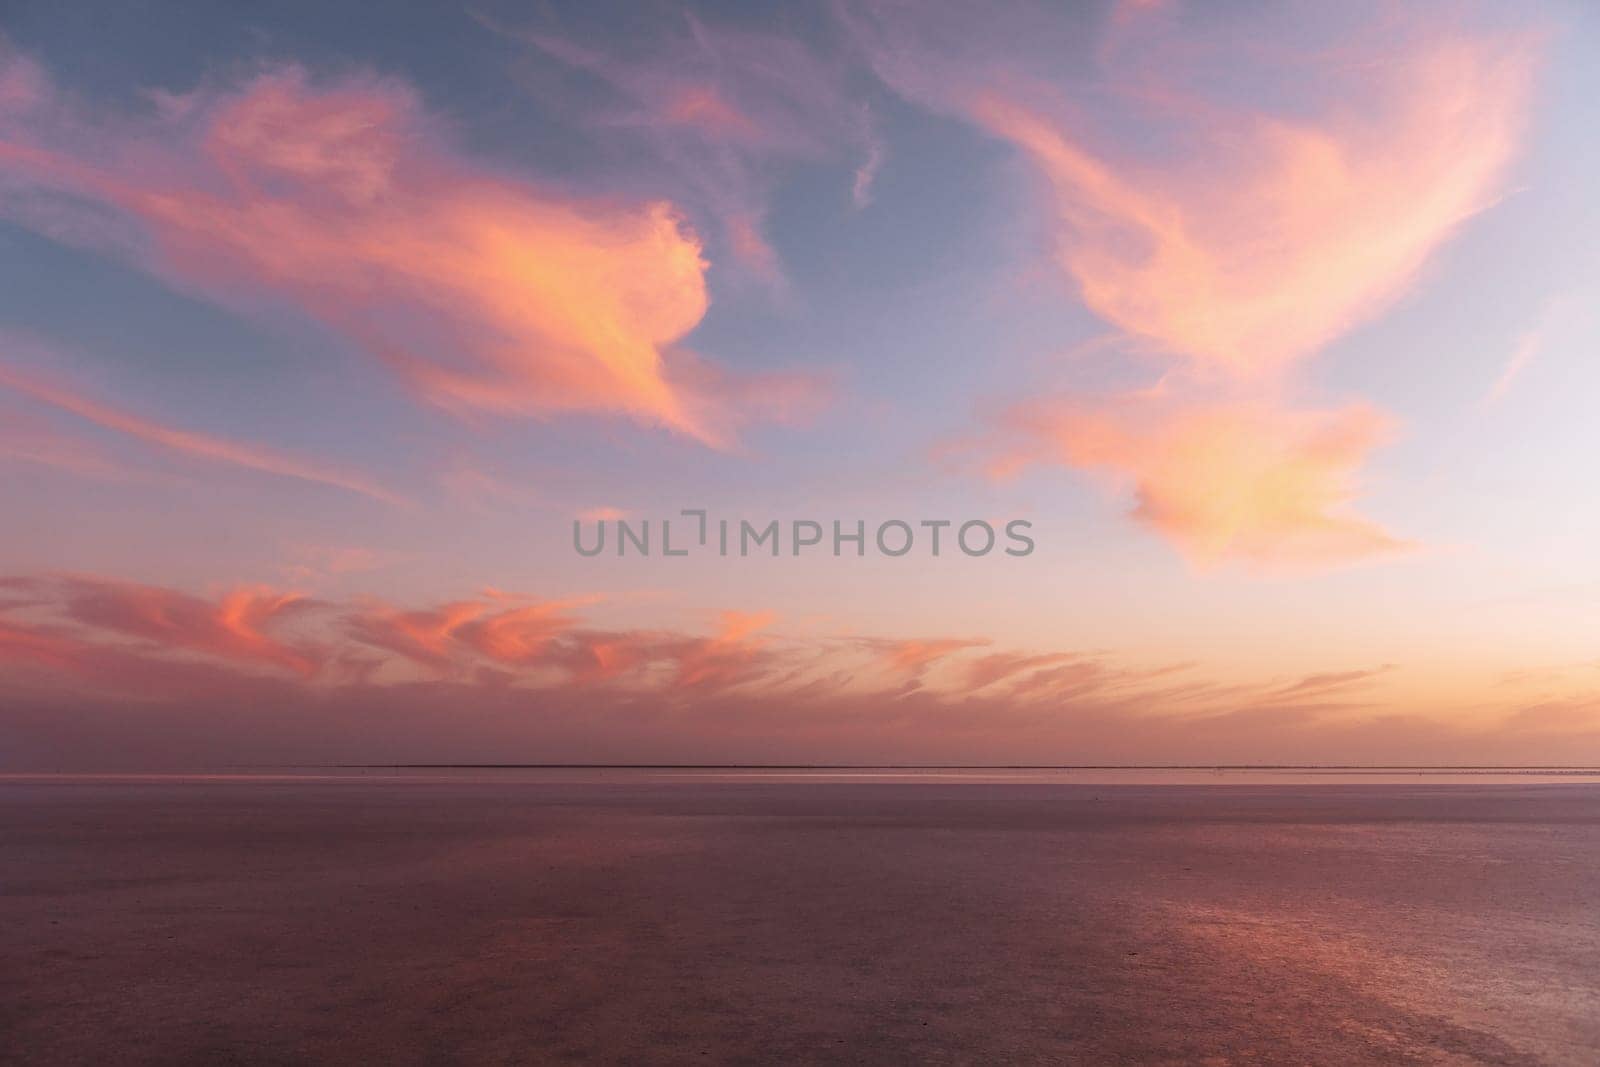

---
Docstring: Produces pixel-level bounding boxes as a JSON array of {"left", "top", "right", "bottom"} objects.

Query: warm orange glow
[
  {"left": 990, "top": 394, "right": 1405, "bottom": 566},
  {"left": 1, "top": 573, "right": 1594, "bottom": 759}
]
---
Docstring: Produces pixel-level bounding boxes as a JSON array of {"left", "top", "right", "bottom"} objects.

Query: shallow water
[{"left": 3, "top": 775, "right": 1597, "bottom": 1064}]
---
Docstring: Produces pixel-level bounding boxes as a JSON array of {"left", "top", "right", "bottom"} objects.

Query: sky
[{"left": 1, "top": 0, "right": 1598, "bottom": 769}]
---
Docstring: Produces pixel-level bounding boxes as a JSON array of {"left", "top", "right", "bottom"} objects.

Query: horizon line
[{"left": 302, "top": 763, "right": 1600, "bottom": 771}]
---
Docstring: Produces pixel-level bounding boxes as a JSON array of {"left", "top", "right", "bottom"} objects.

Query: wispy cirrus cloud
[
  {"left": 25, "top": 575, "right": 325, "bottom": 677},
  {"left": 1270, "top": 665, "right": 1396, "bottom": 700},
  {"left": 455, "top": 601, "right": 588, "bottom": 668},
  {"left": 859, "top": 636, "right": 991, "bottom": 678},
  {"left": 966, "top": 33, "right": 1533, "bottom": 378},
  {"left": 852, "top": 1, "right": 1539, "bottom": 566},
  {"left": 4, "top": 571, "right": 1594, "bottom": 767},
  {"left": 279, "top": 544, "right": 412, "bottom": 585},
  {"left": 0, "top": 404, "right": 128, "bottom": 480},
  {"left": 344, "top": 599, "right": 492, "bottom": 673},
  {"left": 9, "top": 566, "right": 1587, "bottom": 767},
  {"left": 0, "top": 54, "right": 825, "bottom": 447},
  {"left": 481, "top": 8, "right": 883, "bottom": 289},
  {"left": 1482, "top": 294, "right": 1576, "bottom": 407},
  {"left": 511, "top": 612, "right": 778, "bottom": 695},
  {"left": 0, "top": 356, "right": 405, "bottom": 503},
  {"left": 962, "top": 650, "right": 1078, "bottom": 692}
]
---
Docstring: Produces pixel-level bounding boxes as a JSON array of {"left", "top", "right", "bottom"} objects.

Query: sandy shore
[{"left": 3, "top": 777, "right": 1598, "bottom": 1064}]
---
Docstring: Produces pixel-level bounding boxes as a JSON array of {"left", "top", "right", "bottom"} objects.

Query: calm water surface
[{"left": 3, "top": 772, "right": 1597, "bottom": 1064}]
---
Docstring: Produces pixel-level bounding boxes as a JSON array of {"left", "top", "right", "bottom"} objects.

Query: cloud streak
[
  {"left": 2, "top": 570, "right": 1590, "bottom": 768},
  {"left": 42, "top": 576, "right": 323, "bottom": 676},
  {"left": 0, "top": 358, "right": 404, "bottom": 503},
  {"left": 485, "top": 9, "right": 882, "bottom": 289}
]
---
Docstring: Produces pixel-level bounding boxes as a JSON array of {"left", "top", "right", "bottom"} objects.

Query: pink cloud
[
  {"left": 345, "top": 600, "right": 487, "bottom": 673},
  {"left": 963, "top": 650, "right": 1078, "bottom": 692},
  {"left": 487, "top": 11, "right": 882, "bottom": 287},
  {"left": 1271, "top": 665, "right": 1395, "bottom": 699},
  {"left": 0, "top": 357, "right": 404, "bottom": 503},
  {"left": 969, "top": 33, "right": 1534, "bottom": 378},
  {"left": 341, "top": 599, "right": 781, "bottom": 694},
  {"left": 0, "top": 58, "right": 824, "bottom": 447},
  {"left": 455, "top": 602, "right": 584, "bottom": 667},
  {"left": 861, "top": 636, "right": 992, "bottom": 677},
  {"left": 660, "top": 85, "right": 761, "bottom": 140},
  {"left": 54, "top": 576, "right": 323, "bottom": 677},
  {"left": 673, "top": 610, "right": 776, "bottom": 689},
  {"left": 0, "top": 47, "right": 45, "bottom": 115},
  {"left": 0, "top": 617, "right": 89, "bottom": 672},
  {"left": 987, "top": 392, "right": 1407, "bottom": 566},
  {"left": 279, "top": 544, "right": 411, "bottom": 585},
  {"left": 1483, "top": 295, "right": 1573, "bottom": 407},
  {"left": 0, "top": 404, "right": 127, "bottom": 480},
  {"left": 6, "top": 572, "right": 1600, "bottom": 766},
  {"left": 856, "top": 3, "right": 1538, "bottom": 566},
  {"left": 345, "top": 594, "right": 602, "bottom": 678}
]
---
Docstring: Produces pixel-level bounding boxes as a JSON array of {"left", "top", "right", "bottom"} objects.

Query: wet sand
[{"left": 3, "top": 777, "right": 1598, "bottom": 1064}]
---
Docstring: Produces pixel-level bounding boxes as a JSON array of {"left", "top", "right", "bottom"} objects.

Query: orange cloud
[
  {"left": 57, "top": 577, "right": 322, "bottom": 676},
  {"left": 972, "top": 32, "right": 1533, "bottom": 377},
  {"left": 455, "top": 602, "right": 582, "bottom": 667},
  {"left": 963, "top": 651, "right": 1078, "bottom": 692},
  {"left": 531, "top": 611, "right": 780, "bottom": 691},
  {"left": 674, "top": 610, "right": 776, "bottom": 688},
  {"left": 862, "top": 636, "right": 991, "bottom": 677},
  {"left": 710, "top": 609, "right": 776, "bottom": 646},
  {"left": 869, "top": 7, "right": 1538, "bottom": 566},
  {"left": 346, "top": 594, "right": 596, "bottom": 675},
  {"left": 0, "top": 618, "right": 88, "bottom": 671},
  {"left": 545, "top": 631, "right": 656, "bottom": 685},
  {"left": 0, "top": 575, "right": 1174, "bottom": 712},
  {"left": 346, "top": 600, "right": 487, "bottom": 672},
  {"left": 990, "top": 393, "right": 1407, "bottom": 566},
  {"left": 0, "top": 60, "right": 822, "bottom": 446},
  {"left": 0, "top": 360, "right": 403, "bottom": 503},
  {"left": 11, "top": 571, "right": 1600, "bottom": 766}
]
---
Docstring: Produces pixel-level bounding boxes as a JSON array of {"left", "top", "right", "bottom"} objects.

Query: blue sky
[{"left": 1, "top": 0, "right": 1598, "bottom": 767}]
